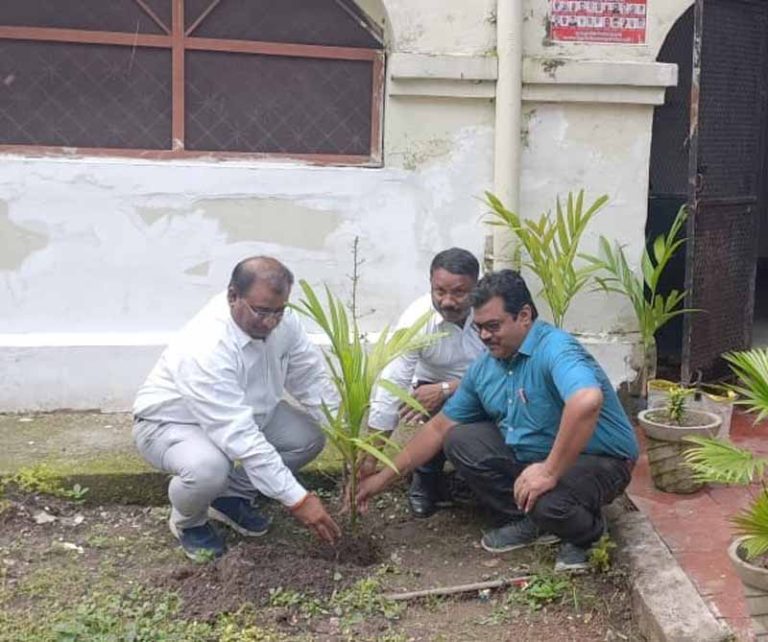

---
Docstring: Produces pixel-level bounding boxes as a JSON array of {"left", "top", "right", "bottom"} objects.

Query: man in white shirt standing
[
  {"left": 366, "top": 248, "right": 485, "bottom": 517},
  {"left": 133, "top": 256, "right": 341, "bottom": 559}
]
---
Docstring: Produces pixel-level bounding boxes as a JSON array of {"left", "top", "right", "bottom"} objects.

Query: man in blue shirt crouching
[{"left": 354, "top": 270, "right": 638, "bottom": 572}]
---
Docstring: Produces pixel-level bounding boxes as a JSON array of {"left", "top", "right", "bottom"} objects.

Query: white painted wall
[{"left": 0, "top": 0, "right": 694, "bottom": 410}]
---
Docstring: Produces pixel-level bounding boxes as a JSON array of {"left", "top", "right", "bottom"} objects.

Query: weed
[
  {"left": 267, "top": 586, "right": 303, "bottom": 608},
  {"left": 331, "top": 576, "right": 403, "bottom": 622},
  {"left": 190, "top": 547, "right": 218, "bottom": 564},
  {"left": 589, "top": 534, "right": 617, "bottom": 573},
  {"left": 483, "top": 572, "right": 573, "bottom": 623},
  {"left": 1, "top": 465, "right": 89, "bottom": 503},
  {"left": 522, "top": 573, "right": 572, "bottom": 610}
]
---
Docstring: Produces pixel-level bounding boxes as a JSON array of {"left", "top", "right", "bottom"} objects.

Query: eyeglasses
[
  {"left": 431, "top": 287, "right": 471, "bottom": 300},
  {"left": 472, "top": 320, "right": 503, "bottom": 335},
  {"left": 243, "top": 300, "right": 286, "bottom": 321}
]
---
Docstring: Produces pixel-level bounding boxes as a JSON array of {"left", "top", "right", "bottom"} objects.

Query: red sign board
[{"left": 550, "top": 1, "right": 647, "bottom": 44}]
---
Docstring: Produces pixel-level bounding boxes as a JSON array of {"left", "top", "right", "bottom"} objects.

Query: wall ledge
[{"left": 388, "top": 53, "right": 677, "bottom": 104}]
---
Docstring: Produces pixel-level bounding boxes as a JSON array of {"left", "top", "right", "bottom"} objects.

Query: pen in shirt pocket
[{"left": 517, "top": 388, "right": 528, "bottom": 403}]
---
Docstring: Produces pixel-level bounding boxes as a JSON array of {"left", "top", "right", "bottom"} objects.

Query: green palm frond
[
  {"left": 485, "top": 189, "right": 607, "bottom": 328},
  {"left": 683, "top": 436, "right": 768, "bottom": 485},
  {"left": 732, "top": 491, "right": 768, "bottom": 560},
  {"left": 292, "top": 280, "right": 442, "bottom": 524},
  {"left": 723, "top": 349, "right": 768, "bottom": 422},
  {"left": 581, "top": 205, "right": 697, "bottom": 350}
]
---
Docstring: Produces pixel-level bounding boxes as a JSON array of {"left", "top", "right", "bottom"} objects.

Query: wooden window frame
[{"left": 0, "top": 0, "right": 385, "bottom": 166}]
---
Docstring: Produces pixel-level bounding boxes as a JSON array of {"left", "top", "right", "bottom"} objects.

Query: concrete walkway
[{"left": 629, "top": 409, "right": 768, "bottom": 642}]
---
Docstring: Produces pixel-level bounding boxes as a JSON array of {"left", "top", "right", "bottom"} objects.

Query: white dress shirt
[
  {"left": 133, "top": 292, "right": 338, "bottom": 507},
  {"left": 368, "top": 293, "right": 486, "bottom": 431}
]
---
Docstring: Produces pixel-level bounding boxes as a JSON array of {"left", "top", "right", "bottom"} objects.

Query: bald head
[{"left": 228, "top": 256, "right": 294, "bottom": 298}]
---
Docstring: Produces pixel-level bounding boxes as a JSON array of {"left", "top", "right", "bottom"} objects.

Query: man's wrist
[
  {"left": 440, "top": 381, "right": 451, "bottom": 399},
  {"left": 289, "top": 491, "right": 314, "bottom": 513}
]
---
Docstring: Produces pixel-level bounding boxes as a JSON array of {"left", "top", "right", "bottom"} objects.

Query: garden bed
[{"left": 0, "top": 481, "right": 641, "bottom": 641}]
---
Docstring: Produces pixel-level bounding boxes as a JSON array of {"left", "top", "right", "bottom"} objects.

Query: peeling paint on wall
[
  {"left": 184, "top": 261, "right": 211, "bottom": 277},
  {"left": 196, "top": 198, "right": 340, "bottom": 250},
  {"left": 0, "top": 201, "right": 49, "bottom": 270},
  {"left": 137, "top": 207, "right": 172, "bottom": 227}
]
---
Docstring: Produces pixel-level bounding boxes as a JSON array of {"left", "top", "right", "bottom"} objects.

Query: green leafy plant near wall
[
  {"left": 685, "top": 349, "right": 768, "bottom": 557},
  {"left": 293, "top": 280, "right": 439, "bottom": 528},
  {"left": 485, "top": 189, "right": 608, "bottom": 328},
  {"left": 582, "top": 204, "right": 697, "bottom": 395}
]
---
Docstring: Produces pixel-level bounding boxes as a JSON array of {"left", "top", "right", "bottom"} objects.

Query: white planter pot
[
  {"left": 637, "top": 409, "right": 722, "bottom": 494},
  {"left": 728, "top": 537, "right": 768, "bottom": 638}
]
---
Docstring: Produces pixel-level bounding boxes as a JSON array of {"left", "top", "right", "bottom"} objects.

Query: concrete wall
[{"left": 0, "top": 0, "right": 694, "bottom": 411}]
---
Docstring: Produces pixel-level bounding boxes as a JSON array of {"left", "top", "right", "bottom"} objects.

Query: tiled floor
[{"left": 628, "top": 410, "right": 768, "bottom": 641}]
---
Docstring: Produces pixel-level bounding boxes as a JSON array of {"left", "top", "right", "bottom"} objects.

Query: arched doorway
[{"left": 647, "top": 0, "right": 768, "bottom": 381}]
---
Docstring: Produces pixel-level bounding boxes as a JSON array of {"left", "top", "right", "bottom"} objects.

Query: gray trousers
[{"left": 133, "top": 401, "right": 325, "bottom": 529}]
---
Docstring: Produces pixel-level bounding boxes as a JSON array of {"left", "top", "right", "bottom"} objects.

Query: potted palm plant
[
  {"left": 637, "top": 384, "right": 721, "bottom": 494},
  {"left": 293, "top": 280, "right": 438, "bottom": 531},
  {"left": 684, "top": 348, "right": 768, "bottom": 636}
]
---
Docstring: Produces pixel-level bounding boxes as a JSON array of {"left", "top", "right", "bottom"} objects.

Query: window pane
[
  {"left": 0, "top": 0, "right": 167, "bottom": 35},
  {"left": 186, "top": 51, "right": 373, "bottom": 155},
  {"left": 188, "top": 0, "right": 382, "bottom": 48},
  {"left": 0, "top": 41, "right": 171, "bottom": 149}
]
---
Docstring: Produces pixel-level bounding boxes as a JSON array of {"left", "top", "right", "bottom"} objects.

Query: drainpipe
[{"left": 488, "top": 0, "right": 524, "bottom": 271}]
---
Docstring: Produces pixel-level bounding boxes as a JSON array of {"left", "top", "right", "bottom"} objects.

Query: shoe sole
[
  {"left": 480, "top": 533, "right": 560, "bottom": 554},
  {"left": 207, "top": 507, "right": 270, "bottom": 537},
  {"left": 554, "top": 561, "right": 589, "bottom": 574},
  {"left": 168, "top": 519, "right": 224, "bottom": 562}
]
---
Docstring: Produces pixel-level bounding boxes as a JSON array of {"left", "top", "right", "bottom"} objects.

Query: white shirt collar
[{"left": 228, "top": 314, "right": 254, "bottom": 349}]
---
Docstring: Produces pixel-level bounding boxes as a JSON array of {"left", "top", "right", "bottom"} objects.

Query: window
[{"left": 0, "top": 0, "right": 384, "bottom": 164}]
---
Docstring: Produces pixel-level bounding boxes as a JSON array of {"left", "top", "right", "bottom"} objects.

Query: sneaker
[
  {"left": 554, "top": 542, "right": 590, "bottom": 574},
  {"left": 208, "top": 496, "right": 271, "bottom": 537},
  {"left": 480, "top": 516, "right": 560, "bottom": 553},
  {"left": 168, "top": 520, "right": 226, "bottom": 561}
]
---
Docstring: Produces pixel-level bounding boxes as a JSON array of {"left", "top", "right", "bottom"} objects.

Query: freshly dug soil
[
  {"left": 162, "top": 537, "right": 376, "bottom": 621},
  {"left": 309, "top": 529, "right": 383, "bottom": 567}
]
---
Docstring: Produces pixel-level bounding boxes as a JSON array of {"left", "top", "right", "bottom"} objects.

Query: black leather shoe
[{"left": 409, "top": 471, "right": 451, "bottom": 518}]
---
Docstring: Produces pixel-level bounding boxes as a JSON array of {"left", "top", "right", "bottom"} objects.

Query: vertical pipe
[
  {"left": 489, "top": 0, "right": 524, "bottom": 270},
  {"left": 681, "top": 0, "right": 703, "bottom": 383},
  {"left": 171, "top": 0, "right": 185, "bottom": 151}
]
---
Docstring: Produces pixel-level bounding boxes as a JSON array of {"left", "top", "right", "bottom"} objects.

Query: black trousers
[
  {"left": 413, "top": 380, "right": 446, "bottom": 476},
  {"left": 443, "top": 421, "right": 633, "bottom": 547}
]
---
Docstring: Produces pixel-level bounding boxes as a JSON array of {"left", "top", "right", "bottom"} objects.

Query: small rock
[
  {"left": 481, "top": 558, "right": 500, "bottom": 568},
  {"left": 33, "top": 510, "right": 57, "bottom": 525},
  {"left": 18, "top": 417, "right": 33, "bottom": 423},
  {"left": 53, "top": 541, "right": 84, "bottom": 554},
  {"left": 332, "top": 571, "right": 342, "bottom": 582},
  {"left": 61, "top": 514, "right": 85, "bottom": 527}
]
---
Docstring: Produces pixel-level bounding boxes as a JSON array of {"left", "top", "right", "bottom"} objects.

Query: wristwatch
[{"left": 440, "top": 381, "right": 451, "bottom": 399}]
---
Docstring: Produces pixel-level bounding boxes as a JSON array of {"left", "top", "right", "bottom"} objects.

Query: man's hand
[
  {"left": 354, "top": 471, "right": 390, "bottom": 515},
  {"left": 513, "top": 463, "right": 557, "bottom": 513},
  {"left": 399, "top": 383, "right": 446, "bottom": 424},
  {"left": 290, "top": 493, "right": 342, "bottom": 544},
  {"left": 358, "top": 454, "right": 379, "bottom": 480}
]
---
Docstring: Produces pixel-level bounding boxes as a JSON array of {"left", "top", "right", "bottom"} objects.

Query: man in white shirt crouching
[
  {"left": 365, "top": 248, "right": 485, "bottom": 517},
  {"left": 133, "top": 256, "right": 341, "bottom": 560}
]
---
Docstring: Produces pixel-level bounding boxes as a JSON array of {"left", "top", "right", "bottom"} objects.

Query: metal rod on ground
[{"left": 383, "top": 575, "right": 532, "bottom": 602}]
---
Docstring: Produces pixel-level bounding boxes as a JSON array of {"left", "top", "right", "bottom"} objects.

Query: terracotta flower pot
[
  {"left": 728, "top": 537, "right": 768, "bottom": 637},
  {"left": 637, "top": 408, "right": 721, "bottom": 494}
]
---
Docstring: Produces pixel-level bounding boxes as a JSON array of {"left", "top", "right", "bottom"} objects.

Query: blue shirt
[{"left": 442, "top": 320, "right": 639, "bottom": 463}]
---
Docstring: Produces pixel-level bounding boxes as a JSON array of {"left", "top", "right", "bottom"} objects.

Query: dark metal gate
[{"left": 680, "top": 0, "right": 768, "bottom": 380}]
